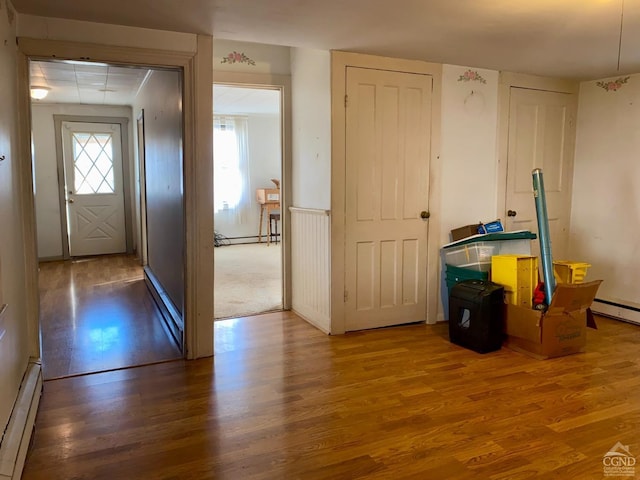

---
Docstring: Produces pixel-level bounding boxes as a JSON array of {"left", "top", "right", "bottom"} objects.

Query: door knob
[
  {"left": 507, "top": 209, "right": 517, "bottom": 217},
  {"left": 68, "top": 198, "right": 75, "bottom": 203},
  {"left": 420, "top": 211, "right": 430, "bottom": 219}
]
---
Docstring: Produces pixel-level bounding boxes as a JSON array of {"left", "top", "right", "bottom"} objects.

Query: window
[
  {"left": 72, "top": 132, "right": 115, "bottom": 194},
  {"left": 214, "top": 116, "right": 250, "bottom": 217}
]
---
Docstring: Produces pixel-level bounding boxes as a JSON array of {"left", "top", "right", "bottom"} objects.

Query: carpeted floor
[{"left": 214, "top": 243, "right": 282, "bottom": 319}]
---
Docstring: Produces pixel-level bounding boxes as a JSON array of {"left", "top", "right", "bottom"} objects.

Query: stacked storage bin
[{"left": 441, "top": 231, "right": 537, "bottom": 320}]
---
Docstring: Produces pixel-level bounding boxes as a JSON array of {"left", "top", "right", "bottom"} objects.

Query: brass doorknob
[
  {"left": 420, "top": 211, "right": 430, "bottom": 219},
  {"left": 507, "top": 209, "right": 517, "bottom": 217},
  {"left": 68, "top": 198, "right": 75, "bottom": 203}
]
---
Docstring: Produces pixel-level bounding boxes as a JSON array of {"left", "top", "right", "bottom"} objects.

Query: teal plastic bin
[{"left": 445, "top": 264, "right": 489, "bottom": 291}]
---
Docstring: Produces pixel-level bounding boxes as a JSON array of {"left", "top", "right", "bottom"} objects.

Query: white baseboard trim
[{"left": 0, "top": 360, "right": 42, "bottom": 480}]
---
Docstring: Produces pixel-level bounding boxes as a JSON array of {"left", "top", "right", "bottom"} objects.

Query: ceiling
[
  {"left": 12, "top": 0, "right": 640, "bottom": 80},
  {"left": 30, "top": 60, "right": 150, "bottom": 105}
]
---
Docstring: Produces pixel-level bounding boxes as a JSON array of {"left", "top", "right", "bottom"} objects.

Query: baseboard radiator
[
  {"left": 0, "top": 360, "right": 42, "bottom": 480},
  {"left": 144, "top": 266, "right": 184, "bottom": 351},
  {"left": 593, "top": 299, "right": 640, "bottom": 325},
  {"left": 290, "top": 207, "right": 331, "bottom": 333}
]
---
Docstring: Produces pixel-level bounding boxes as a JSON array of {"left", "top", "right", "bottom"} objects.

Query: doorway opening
[
  {"left": 213, "top": 84, "right": 284, "bottom": 319},
  {"left": 29, "top": 58, "right": 183, "bottom": 379}
]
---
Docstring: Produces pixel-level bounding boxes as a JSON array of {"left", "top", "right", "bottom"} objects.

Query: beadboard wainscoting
[{"left": 290, "top": 207, "right": 331, "bottom": 333}]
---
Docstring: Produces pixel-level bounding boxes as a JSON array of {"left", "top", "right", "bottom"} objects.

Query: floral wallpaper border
[
  {"left": 221, "top": 51, "right": 256, "bottom": 66},
  {"left": 596, "top": 76, "right": 630, "bottom": 92},
  {"left": 458, "top": 69, "right": 486, "bottom": 84}
]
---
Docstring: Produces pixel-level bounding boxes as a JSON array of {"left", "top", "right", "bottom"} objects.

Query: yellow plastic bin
[
  {"left": 553, "top": 261, "right": 591, "bottom": 284},
  {"left": 491, "top": 254, "right": 538, "bottom": 308}
]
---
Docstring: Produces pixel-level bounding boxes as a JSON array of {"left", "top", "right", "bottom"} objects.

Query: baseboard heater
[
  {"left": 592, "top": 298, "right": 640, "bottom": 325},
  {"left": 0, "top": 360, "right": 42, "bottom": 480},
  {"left": 214, "top": 235, "right": 278, "bottom": 246},
  {"left": 144, "top": 267, "right": 184, "bottom": 351}
]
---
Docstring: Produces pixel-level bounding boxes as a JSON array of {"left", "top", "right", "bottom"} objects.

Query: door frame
[
  {"left": 330, "top": 51, "right": 443, "bottom": 333},
  {"left": 136, "top": 110, "right": 149, "bottom": 266},
  {"left": 496, "top": 72, "right": 579, "bottom": 224},
  {"left": 54, "top": 115, "right": 133, "bottom": 259},
  {"left": 17, "top": 36, "right": 214, "bottom": 360},
  {"left": 212, "top": 71, "right": 293, "bottom": 314}
]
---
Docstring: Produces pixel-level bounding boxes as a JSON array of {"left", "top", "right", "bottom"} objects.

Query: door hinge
[
  {"left": 344, "top": 94, "right": 348, "bottom": 108},
  {"left": 344, "top": 290, "right": 349, "bottom": 302}
]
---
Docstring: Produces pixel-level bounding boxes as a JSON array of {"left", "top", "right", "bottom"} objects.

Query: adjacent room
[{"left": 213, "top": 84, "right": 284, "bottom": 320}]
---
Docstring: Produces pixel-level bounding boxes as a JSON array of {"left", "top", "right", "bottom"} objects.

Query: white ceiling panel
[{"left": 29, "top": 60, "right": 151, "bottom": 105}]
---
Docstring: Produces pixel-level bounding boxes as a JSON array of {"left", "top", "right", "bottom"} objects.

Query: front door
[
  {"left": 344, "top": 67, "right": 432, "bottom": 331},
  {"left": 505, "top": 88, "right": 577, "bottom": 259},
  {"left": 62, "top": 121, "right": 127, "bottom": 256}
]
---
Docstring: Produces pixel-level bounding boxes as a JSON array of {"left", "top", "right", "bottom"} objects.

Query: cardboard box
[
  {"left": 503, "top": 280, "right": 601, "bottom": 359},
  {"left": 256, "top": 188, "right": 280, "bottom": 204},
  {"left": 451, "top": 224, "right": 481, "bottom": 241}
]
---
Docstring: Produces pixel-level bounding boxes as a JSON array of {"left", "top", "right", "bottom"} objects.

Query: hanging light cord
[{"left": 617, "top": 0, "right": 625, "bottom": 71}]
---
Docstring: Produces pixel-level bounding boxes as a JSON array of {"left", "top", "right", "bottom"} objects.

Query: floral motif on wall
[
  {"left": 458, "top": 69, "right": 486, "bottom": 84},
  {"left": 596, "top": 76, "right": 630, "bottom": 92},
  {"left": 221, "top": 51, "right": 256, "bottom": 66}
]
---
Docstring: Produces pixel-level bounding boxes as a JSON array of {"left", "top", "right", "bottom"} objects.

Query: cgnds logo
[{"left": 603, "top": 442, "right": 636, "bottom": 477}]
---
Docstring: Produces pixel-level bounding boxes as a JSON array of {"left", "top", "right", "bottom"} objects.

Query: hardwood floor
[
  {"left": 23, "top": 311, "right": 640, "bottom": 479},
  {"left": 38, "top": 255, "right": 181, "bottom": 379}
]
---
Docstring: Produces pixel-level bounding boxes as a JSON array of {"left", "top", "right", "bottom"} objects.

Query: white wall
[
  {"left": 440, "top": 65, "right": 500, "bottom": 245},
  {"left": 571, "top": 75, "right": 640, "bottom": 313},
  {"left": 289, "top": 48, "right": 332, "bottom": 330},
  {"left": 17, "top": 14, "right": 196, "bottom": 52},
  {"left": 214, "top": 113, "right": 282, "bottom": 239},
  {"left": 438, "top": 65, "right": 500, "bottom": 319},
  {"left": 0, "top": 0, "right": 31, "bottom": 445},
  {"left": 290, "top": 48, "right": 331, "bottom": 210},
  {"left": 31, "top": 104, "right": 133, "bottom": 259},
  {"left": 214, "top": 39, "right": 291, "bottom": 75}
]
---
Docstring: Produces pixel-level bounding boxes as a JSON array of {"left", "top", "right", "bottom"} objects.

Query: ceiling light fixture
[
  {"left": 30, "top": 86, "right": 50, "bottom": 100},
  {"left": 61, "top": 59, "right": 109, "bottom": 67}
]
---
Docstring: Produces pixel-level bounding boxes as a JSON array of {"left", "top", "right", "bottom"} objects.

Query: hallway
[{"left": 38, "top": 254, "right": 182, "bottom": 379}]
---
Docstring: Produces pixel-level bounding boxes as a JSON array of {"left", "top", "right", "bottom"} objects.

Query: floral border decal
[
  {"left": 221, "top": 51, "right": 256, "bottom": 66},
  {"left": 596, "top": 77, "right": 630, "bottom": 92},
  {"left": 458, "top": 69, "right": 486, "bottom": 84}
]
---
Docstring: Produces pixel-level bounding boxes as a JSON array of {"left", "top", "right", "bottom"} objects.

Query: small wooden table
[
  {"left": 258, "top": 202, "right": 280, "bottom": 245},
  {"left": 257, "top": 187, "right": 281, "bottom": 245}
]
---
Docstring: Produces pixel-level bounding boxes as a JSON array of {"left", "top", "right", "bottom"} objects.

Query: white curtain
[{"left": 213, "top": 115, "right": 250, "bottom": 223}]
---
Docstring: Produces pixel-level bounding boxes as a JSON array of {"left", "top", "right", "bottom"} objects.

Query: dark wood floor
[
  {"left": 38, "top": 255, "right": 181, "bottom": 379},
  {"left": 22, "top": 310, "right": 640, "bottom": 479}
]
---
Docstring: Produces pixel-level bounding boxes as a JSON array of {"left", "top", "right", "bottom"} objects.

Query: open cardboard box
[{"left": 503, "top": 280, "right": 602, "bottom": 359}]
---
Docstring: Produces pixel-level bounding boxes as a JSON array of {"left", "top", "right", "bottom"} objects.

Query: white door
[
  {"left": 505, "top": 88, "right": 577, "bottom": 259},
  {"left": 62, "top": 122, "right": 127, "bottom": 256},
  {"left": 344, "top": 67, "right": 432, "bottom": 331}
]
